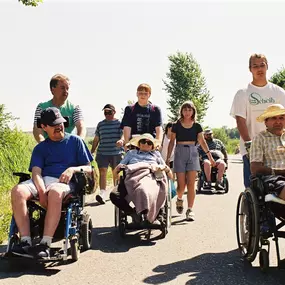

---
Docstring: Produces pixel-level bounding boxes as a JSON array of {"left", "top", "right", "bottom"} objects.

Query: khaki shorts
[{"left": 20, "top": 176, "right": 75, "bottom": 199}]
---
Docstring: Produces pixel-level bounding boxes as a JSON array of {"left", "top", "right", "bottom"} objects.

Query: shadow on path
[{"left": 143, "top": 249, "right": 285, "bottom": 285}]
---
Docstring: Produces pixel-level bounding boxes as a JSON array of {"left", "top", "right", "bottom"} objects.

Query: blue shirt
[
  {"left": 29, "top": 133, "right": 93, "bottom": 178},
  {"left": 120, "top": 150, "right": 165, "bottom": 165}
]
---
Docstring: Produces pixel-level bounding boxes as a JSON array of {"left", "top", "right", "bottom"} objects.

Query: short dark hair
[
  {"left": 50, "top": 74, "right": 70, "bottom": 90},
  {"left": 179, "top": 101, "right": 197, "bottom": 121},
  {"left": 164, "top": 122, "right": 173, "bottom": 135}
]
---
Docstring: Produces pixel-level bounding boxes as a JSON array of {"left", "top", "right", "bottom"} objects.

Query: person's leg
[
  {"left": 96, "top": 154, "right": 110, "bottom": 204},
  {"left": 216, "top": 160, "right": 226, "bottom": 182},
  {"left": 186, "top": 171, "right": 197, "bottom": 209},
  {"left": 176, "top": 172, "right": 186, "bottom": 213},
  {"left": 242, "top": 155, "right": 251, "bottom": 188},
  {"left": 203, "top": 160, "right": 212, "bottom": 182},
  {"left": 11, "top": 184, "right": 33, "bottom": 238}
]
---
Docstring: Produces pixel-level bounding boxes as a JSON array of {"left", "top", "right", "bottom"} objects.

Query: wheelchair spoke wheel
[
  {"left": 70, "top": 238, "right": 80, "bottom": 262},
  {"left": 259, "top": 249, "right": 269, "bottom": 272},
  {"left": 197, "top": 176, "right": 203, "bottom": 193},
  {"left": 236, "top": 188, "right": 260, "bottom": 262},
  {"left": 223, "top": 177, "right": 229, "bottom": 193},
  {"left": 119, "top": 222, "right": 126, "bottom": 238},
  {"left": 80, "top": 214, "right": 93, "bottom": 251}
]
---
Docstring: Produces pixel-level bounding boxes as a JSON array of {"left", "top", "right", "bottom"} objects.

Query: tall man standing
[
  {"left": 230, "top": 54, "right": 285, "bottom": 188},
  {"left": 119, "top": 83, "right": 163, "bottom": 147},
  {"left": 91, "top": 104, "right": 123, "bottom": 204},
  {"left": 33, "top": 74, "right": 86, "bottom": 143}
]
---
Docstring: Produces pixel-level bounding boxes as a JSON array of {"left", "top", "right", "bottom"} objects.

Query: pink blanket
[{"left": 123, "top": 162, "right": 167, "bottom": 223}]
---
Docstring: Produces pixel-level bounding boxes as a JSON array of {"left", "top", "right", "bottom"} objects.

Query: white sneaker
[
  {"left": 96, "top": 189, "right": 106, "bottom": 204},
  {"left": 185, "top": 208, "right": 195, "bottom": 221},
  {"left": 265, "top": 194, "right": 285, "bottom": 205}
]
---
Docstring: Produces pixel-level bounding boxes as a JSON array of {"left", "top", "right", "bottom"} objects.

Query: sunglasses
[
  {"left": 104, "top": 110, "right": 113, "bottom": 115},
  {"left": 139, "top": 139, "right": 153, "bottom": 146}
]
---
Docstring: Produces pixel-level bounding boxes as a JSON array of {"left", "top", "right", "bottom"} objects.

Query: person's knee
[
  {"left": 203, "top": 160, "right": 211, "bottom": 169},
  {"left": 11, "top": 185, "right": 30, "bottom": 203},
  {"left": 48, "top": 187, "right": 65, "bottom": 202}
]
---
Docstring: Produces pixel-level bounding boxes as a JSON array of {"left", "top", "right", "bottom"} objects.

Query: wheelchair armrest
[
  {"left": 250, "top": 175, "right": 266, "bottom": 203},
  {"left": 13, "top": 172, "right": 31, "bottom": 183},
  {"left": 72, "top": 170, "right": 95, "bottom": 195}
]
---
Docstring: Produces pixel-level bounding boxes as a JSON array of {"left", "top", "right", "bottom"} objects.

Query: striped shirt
[
  {"left": 250, "top": 130, "right": 285, "bottom": 169},
  {"left": 34, "top": 99, "right": 83, "bottom": 135},
  {"left": 96, "top": 119, "right": 123, "bottom": 155}
]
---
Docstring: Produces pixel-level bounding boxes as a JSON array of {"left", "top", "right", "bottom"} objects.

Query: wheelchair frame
[
  {"left": 5, "top": 171, "right": 93, "bottom": 262},
  {"left": 197, "top": 163, "right": 229, "bottom": 193},
  {"left": 113, "top": 175, "right": 172, "bottom": 239},
  {"left": 236, "top": 176, "right": 285, "bottom": 272}
]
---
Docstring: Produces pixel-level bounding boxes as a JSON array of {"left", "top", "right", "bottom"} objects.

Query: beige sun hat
[
  {"left": 129, "top": 133, "right": 160, "bottom": 148},
  {"left": 256, "top": 104, "right": 285, "bottom": 122}
]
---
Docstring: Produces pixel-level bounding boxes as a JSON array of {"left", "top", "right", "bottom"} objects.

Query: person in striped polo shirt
[{"left": 91, "top": 104, "right": 124, "bottom": 204}]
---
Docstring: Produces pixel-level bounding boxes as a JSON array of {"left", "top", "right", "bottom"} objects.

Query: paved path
[{"left": 1, "top": 155, "right": 285, "bottom": 284}]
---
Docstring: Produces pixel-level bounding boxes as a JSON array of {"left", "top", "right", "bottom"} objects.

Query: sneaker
[
  {"left": 185, "top": 209, "right": 195, "bottom": 221},
  {"left": 11, "top": 241, "right": 33, "bottom": 258},
  {"left": 215, "top": 182, "right": 224, "bottom": 192},
  {"left": 96, "top": 194, "right": 105, "bottom": 205},
  {"left": 32, "top": 243, "right": 50, "bottom": 259},
  {"left": 203, "top": 181, "right": 212, "bottom": 189},
  {"left": 176, "top": 199, "right": 184, "bottom": 214}
]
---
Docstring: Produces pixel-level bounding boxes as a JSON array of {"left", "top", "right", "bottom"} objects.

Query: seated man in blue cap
[
  {"left": 10, "top": 107, "right": 93, "bottom": 259},
  {"left": 198, "top": 128, "right": 228, "bottom": 191}
]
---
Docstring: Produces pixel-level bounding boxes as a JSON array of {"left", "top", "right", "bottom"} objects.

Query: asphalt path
[{"left": 1, "top": 154, "right": 285, "bottom": 284}]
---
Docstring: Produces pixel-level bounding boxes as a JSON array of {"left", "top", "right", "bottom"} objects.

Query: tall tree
[
  {"left": 270, "top": 66, "right": 285, "bottom": 90},
  {"left": 163, "top": 51, "right": 212, "bottom": 122},
  {"left": 19, "top": 0, "right": 42, "bottom": 7}
]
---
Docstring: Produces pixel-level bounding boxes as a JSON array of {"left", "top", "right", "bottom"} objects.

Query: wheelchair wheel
[
  {"left": 197, "top": 175, "right": 203, "bottom": 193},
  {"left": 259, "top": 249, "right": 269, "bottom": 272},
  {"left": 70, "top": 238, "right": 80, "bottom": 262},
  {"left": 236, "top": 188, "right": 260, "bottom": 262},
  {"left": 114, "top": 207, "right": 119, "bottom": 228},
  {"left": 119, "top": 222, "right": 126, "bottom": 238},
  {"left": 224, "top": 177, "right": 229, "bottom": 193},
  {"left": 80, "top": 214, "right": 93, "bottom": 251},
  {"left": 7, "top": 234, "right": 20, "bottom": 253}
]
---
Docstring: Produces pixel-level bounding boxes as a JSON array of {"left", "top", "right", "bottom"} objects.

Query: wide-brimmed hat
[
  {"left": 128, "top": 133, "right": 160, "bottom": 148},
  {"left": 256, "top": 104, "right": 285, "bottom": 122}
]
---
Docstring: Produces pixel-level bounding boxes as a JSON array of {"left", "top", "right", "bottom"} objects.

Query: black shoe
[
  {"left": 33, "top": 243, "right": 50, "bottom": 259},
  {"left": 96, "top": 194, "right": 106, "bottom": 205},
  {"left": 130, "top": 212, "right": 142, "bottom": 224},
  {"left": 215, "top": 182, "right": 224, "bottom": 191},
  {"left": 203, "top": 181, "right": 212, "bottom": 189},
  {"left": 11, "top": 241, "right": 33, "bottom": 258}
]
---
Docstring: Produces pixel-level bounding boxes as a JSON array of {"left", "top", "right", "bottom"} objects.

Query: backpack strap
[{"left": 131, "top": 103, "right": 156, "bottom": 113}]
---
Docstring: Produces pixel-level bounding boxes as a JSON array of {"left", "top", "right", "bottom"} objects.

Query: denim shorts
[
  {"left": 20, "top": 176, "right": 75, "bottom": 199},
  {"left": 173, "top": 144, "right": 200, "bottom": 173},
  {"left": 96, "top": 153, "right": 123, "bottom": 169}
]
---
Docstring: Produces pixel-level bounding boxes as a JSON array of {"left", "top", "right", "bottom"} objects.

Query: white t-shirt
[
  {"left": 160, "top": 135, "right": 175, "bottom": 162},
  {"left": 230, "top": 82, "right": 285, "bottom": 156}
]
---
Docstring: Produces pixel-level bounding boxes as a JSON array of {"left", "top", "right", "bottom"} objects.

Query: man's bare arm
[
  {"left": 33, "top": 124, "right": 45, "bottom": 143},
  {"left": 236, "top": 116, "right": 251, "bottom": 142},
  {"left": 75, "top": 120, "right": 86, "bottom": 139}
]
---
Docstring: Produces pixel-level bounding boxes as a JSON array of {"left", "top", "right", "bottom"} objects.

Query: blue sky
[{"left": 1, "top": 0, "right": 285, "bottom": 131}]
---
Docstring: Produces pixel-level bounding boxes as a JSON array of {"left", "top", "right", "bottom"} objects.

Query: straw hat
[
  {"left": 128, "top": 133, "right": 160, "bottom": 148},
  {"left": 256, "top": 104, "right": 285, "bottom": 122}
]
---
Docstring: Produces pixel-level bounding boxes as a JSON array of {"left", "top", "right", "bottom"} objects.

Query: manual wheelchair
[
  {"left": 236, "top": 175, "right": 285, "bottom": 272},
  {"left": 5, "top": 170, "right": 94, "bottom": 262},
  {"left": 113, "top": 172, "right": 172, "bottom": 240},
  {"left": 197, "top": 160, "right": 229, "bottom": 193}
]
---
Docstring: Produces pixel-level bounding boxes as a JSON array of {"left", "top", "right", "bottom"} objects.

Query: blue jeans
[{"left": 242, "top": 155, "right": 251, "bottom": 188}]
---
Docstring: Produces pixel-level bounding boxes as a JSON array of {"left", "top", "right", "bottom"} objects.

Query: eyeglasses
[
  {"left": 139, "top": 139, "right": 153, "bottom": 146},
  {"left": 104, "top": 111, "right": 113, "bottom": 115}
]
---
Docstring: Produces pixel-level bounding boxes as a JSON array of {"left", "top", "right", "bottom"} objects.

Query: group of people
[{"left": 9, "top": 52, "right": 285, "bottom": 260}]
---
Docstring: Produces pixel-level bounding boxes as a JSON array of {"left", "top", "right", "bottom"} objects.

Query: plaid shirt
[{"left": 250, "top": 130, "right": 285, "bottom": 169}]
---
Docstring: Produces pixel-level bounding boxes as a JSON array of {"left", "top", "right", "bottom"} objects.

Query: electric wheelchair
[
  {"left": 236, "top": 174, "right": 285, "bottom": 272},
  {"left": 113, "top": 171, "right": 172, "bottom": 240},
  {"left": 5, "top": 170, "right": 94, "bottom": 263},
  {"left": 197, "top": 160, "right": 229, "bottom": 193}
]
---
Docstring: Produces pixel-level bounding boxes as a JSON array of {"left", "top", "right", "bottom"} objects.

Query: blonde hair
[{"left": 249, "top": 54, "right": 268, "bottom": 68}]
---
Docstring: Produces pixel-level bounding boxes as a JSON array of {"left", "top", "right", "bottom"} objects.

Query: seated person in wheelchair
[
  {"left": 11, "top": 107, "right": 93, "bottom": 258},
  {"left": 250, "top": 104, "right": 285, "bottom": 203},
  {"left": 110, "top": 133, "right": 173, "bottom": 224},
  {"left": 197, "top": 128, "right": 228, "bottom": 190}
]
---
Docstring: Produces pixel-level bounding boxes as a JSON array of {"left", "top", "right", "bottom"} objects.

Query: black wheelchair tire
[
  {"left": 259, "top": 249, "right": 269, "bottom": 272},
  {"left": 197, "top": 175, "right": 203, "bottom": 193},
  {"left": 119, "top": 222, "right": 126, "bottom": 238},
  {"left": 7, "top": 234, "right": 20, "bottom": 253},
  {"left": 80, "top": 214, "right": 93, "bottom": 251},
  {"left": 236, "top": 189, "right": 260, "bottom": 262},
  {"left": 224, "top": 178, "right": 229, "bottom": 193},
  {"left": 70, "top": 238, "right": 80, "bottom": 262}
]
